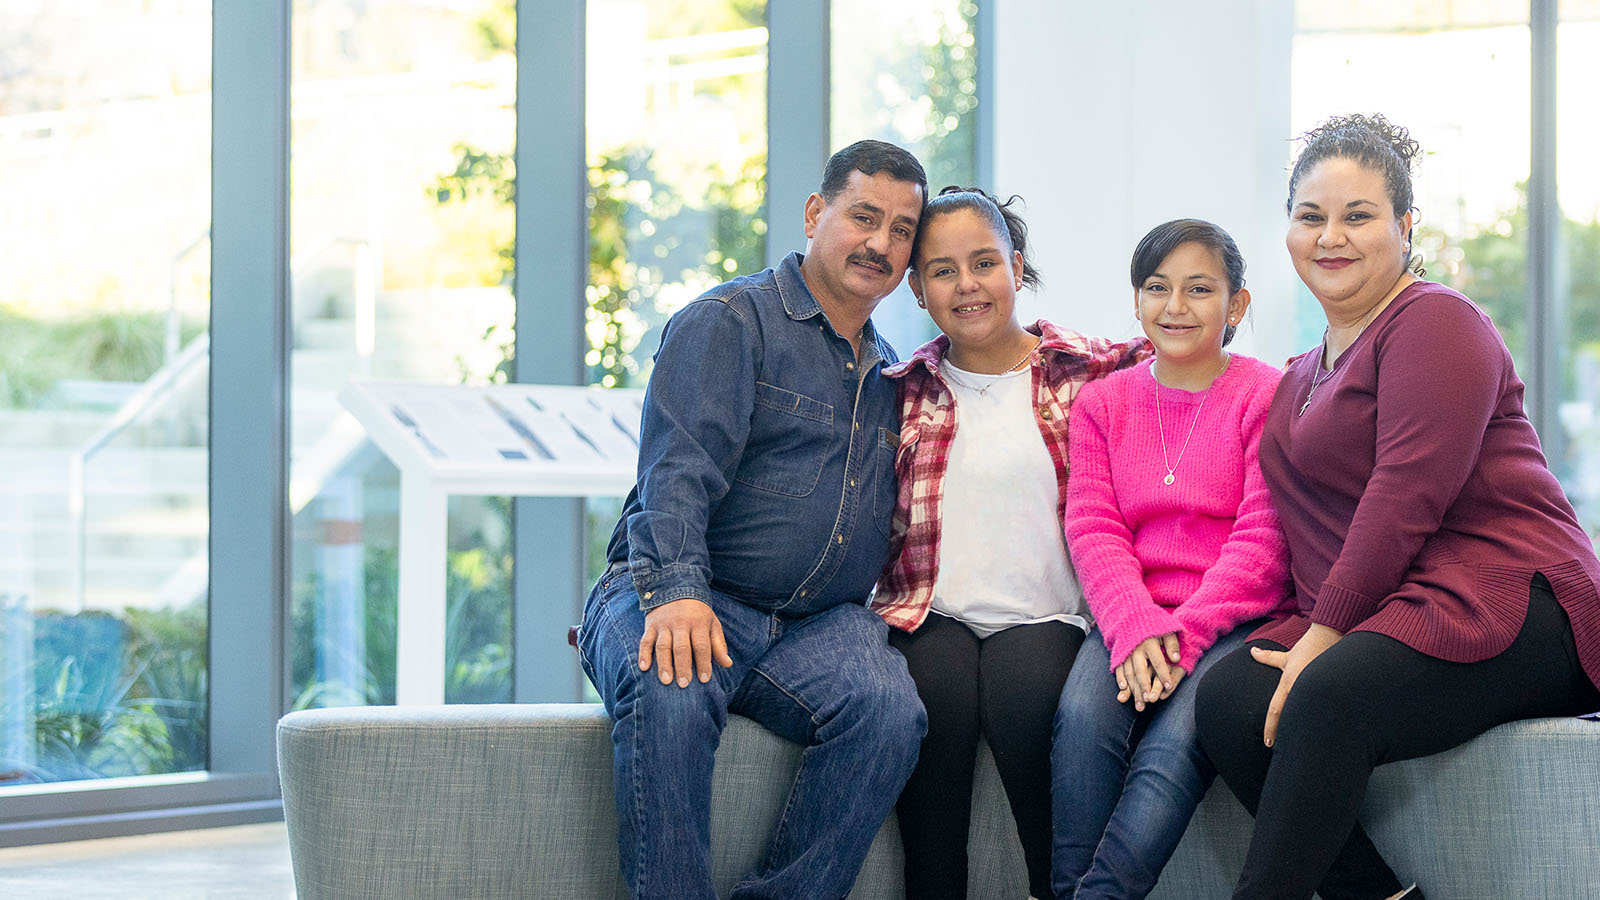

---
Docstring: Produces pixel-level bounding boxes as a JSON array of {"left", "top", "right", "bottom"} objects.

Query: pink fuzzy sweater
[{"left": 1066, "top": 355, "right": 1292, "bottom": 673}]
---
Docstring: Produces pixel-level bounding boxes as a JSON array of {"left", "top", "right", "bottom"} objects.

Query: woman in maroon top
[{"left": 1192, "top": 113, "right": 1600, "bottom": 900}]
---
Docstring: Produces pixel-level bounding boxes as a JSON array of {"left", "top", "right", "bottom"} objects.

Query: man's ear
[{"left": 803, "top": 192, "right": 824, "bottom": 239}]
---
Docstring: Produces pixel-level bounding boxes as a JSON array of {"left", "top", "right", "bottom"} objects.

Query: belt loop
[{"left": 602, "top": 559, "right": 627, "bottom": 587}]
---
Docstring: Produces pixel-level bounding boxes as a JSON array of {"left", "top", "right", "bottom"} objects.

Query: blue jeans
[
  {"left": 1050, "top": 625, "right": 1255, "bottom": 900},
  {"left": 577, "top": 565, "right": 926, "bottom": 900}
]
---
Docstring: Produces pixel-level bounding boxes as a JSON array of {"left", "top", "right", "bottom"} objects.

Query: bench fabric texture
[{"left": 277, "top": 703, "right": 1598, "bottom": 899}]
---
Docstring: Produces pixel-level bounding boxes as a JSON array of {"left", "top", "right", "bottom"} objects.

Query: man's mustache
[{"left": 848, "top": 251, "right": 890, "bottom": 274}]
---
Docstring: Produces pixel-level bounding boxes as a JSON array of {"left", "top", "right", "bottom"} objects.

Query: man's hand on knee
[{"left": 638, "top": 598, "right": 734, "bottom": 687}]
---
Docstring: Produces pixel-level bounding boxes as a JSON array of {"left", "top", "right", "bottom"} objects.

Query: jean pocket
[
  {"left": 578, "top": 564, "right": 626, "bottom": 667},
  {"left": 734, "top": 382, "right": 834, "bottom": 496}
]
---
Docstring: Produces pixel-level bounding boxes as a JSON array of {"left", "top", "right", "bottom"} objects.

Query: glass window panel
[
  {"left": 1557, "top": 4, "right": 1600, "bottom": 536},
  {"left": 288, "top": 0, "right": 515, "bottom": 708},
  {"left": 584, "top": 0, "right": 768, "bottom": 393},
  {"left": 581, "top": 0, "right": 769, "bottom": 591},
  {"left": 830, "top": 0, "right": 978, "bottom": 353},
  {"left": 1290, "top": 5, "right": 1531, "bottom": 358},
  {"left": 0, "top": 2, "right": 211, "bottom": 786}
]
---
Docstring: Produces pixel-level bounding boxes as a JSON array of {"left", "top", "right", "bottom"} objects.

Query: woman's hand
[
  {"left": 1115, "top": 633, "right": 1184, "bottom": 711},
  {"left": 1251, "top": 623, "right": 1343, "bottom": 747}
]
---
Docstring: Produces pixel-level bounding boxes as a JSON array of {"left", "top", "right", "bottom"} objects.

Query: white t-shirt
[{"left": 930, "top": 358, "right": 1090, "bottom": 638}]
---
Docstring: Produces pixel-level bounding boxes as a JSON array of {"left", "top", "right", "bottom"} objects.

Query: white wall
[{"left": 993, "top": 0, "right": 1302, "bottom": 362}]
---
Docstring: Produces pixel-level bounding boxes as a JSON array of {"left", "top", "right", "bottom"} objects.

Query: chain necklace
[
  {"left": 1298, "top": 300, "right": 1384, "bottom": 416},
  {"left": 944, "top": 336, "right": 1039, "bottom": 397},
  {"left": 1297, "top": 349, "right": 1336, "bottom": 416},
  {"left": 1155, "top": 356, "right": 1228, "bottom": 486}
]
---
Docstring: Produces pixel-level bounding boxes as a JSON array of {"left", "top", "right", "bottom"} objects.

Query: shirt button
[
  {"left": 835, "top": 534, "right": 843, "bottom": 544},
  {"left": 850, "top": 479, "right": 856, "bottom": 487},
  {"left": 1039, "top": 408, "right": 1053, "bottom": 420},
  {"left": 799, "top": 589, "right": 808, "bottom": 597},
  {"left": 854, "top": 421, "right": 860, "bottom": 430},
  {"left": 846, "top": 362, "right": 855, "bottom": 371},
  {"left": 642, "top": 591, "right": 653, "bottom": 599}
]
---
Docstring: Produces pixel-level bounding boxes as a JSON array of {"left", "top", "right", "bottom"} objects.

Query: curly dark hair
[
  {"left": 1287, "top": 113, "right": 1424, "bottom": 274},
  {"left": 1287, "top": 113, "right": 1420, "bottom": 214},
  {"left": 910, "top": 185, "right": 1043, "bottom": 289}
]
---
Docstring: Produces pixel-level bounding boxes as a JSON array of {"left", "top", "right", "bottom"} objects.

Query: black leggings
[
  {"left": 889, "top": 613, "right": 1084, "bottom": 900},
  {"left": 1194, "top": 576, "right": 1600, "bottom": 900}
]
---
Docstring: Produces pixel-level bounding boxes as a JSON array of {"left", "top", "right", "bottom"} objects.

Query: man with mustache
[{"left": 576, "top": 140, "right": 930, "bottom": 900}]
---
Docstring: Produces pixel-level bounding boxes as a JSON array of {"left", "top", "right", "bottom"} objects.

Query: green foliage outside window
[
  {"left": 3, "top": 602, "right": 206, "bottom": 785},
  {"left": 434, "top": 142, "right": 767, "bottom": 391},
  {"left": 1420, "top": 183, "right": 1600, "bottom": 401},
  {"left": 909, "top": 1, "right": 980, "bottom": 192},
  {"left": 289, "top": 541, "right": 514, "bottom": 710},
  {"left": 0, "top": 309, "right": 205, "bottom": 410}
]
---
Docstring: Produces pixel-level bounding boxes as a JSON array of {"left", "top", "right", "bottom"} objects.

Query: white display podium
[{"left": 339, "top": 378, "right": 644, "bottom": 705}]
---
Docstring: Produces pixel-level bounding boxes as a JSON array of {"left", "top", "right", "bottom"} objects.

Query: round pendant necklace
[{"left": 1155, "top": 357, "right": 1227, "bottom": 486}]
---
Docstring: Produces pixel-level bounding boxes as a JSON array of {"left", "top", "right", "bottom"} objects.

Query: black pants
[
  {"left": 1194, "top": 576, "right": 1600, "bottom": 900},
  {"left": 889, "top": 612, "right": 1084, "bottom": 900}
]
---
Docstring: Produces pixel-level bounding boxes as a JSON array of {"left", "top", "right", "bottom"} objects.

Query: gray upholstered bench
[{"left": 276, "top": 703, "right": 1599, "bottom": 899}]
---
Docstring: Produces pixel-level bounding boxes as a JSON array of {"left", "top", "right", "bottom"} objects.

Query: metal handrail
[
  {"left": 67, "top": 237, "right": 379, "bottom": 610},
  {"left": 166, "top": 228, "right": 211, "bottom": 367},
  {"left": 66, "top": 334, "right": 210, "bottom": 611}
]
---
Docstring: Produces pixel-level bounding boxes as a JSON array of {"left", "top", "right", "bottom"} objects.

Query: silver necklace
[
  {"left": 1297, "top": 348, "right": 1336, "bottom": 416},
  {"left": 1155, "top": 357, "right": 1226, "bottom": 486},
  {"left": 945, "top": 337, "right": 1039, "bottom": 397},
  {"left": 1299, "top": 301, "right": 1385, "bottom": 416}
]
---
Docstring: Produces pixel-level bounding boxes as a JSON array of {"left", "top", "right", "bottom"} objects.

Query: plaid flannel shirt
[{"left": 870, "top": 319, "right": 1150, "bottom": 632}]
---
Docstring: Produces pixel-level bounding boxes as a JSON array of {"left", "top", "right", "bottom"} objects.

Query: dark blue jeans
[
  {"left": 577, "top": 565, "right": 926, "bottom": 900},
  {"left": 1051, "top": 625, "right": 1254, "bottom": 900}
]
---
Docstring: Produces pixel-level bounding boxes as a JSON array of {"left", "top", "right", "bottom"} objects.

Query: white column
[{"left": 395, "top": 473, "right": 448, "bottom": 705}]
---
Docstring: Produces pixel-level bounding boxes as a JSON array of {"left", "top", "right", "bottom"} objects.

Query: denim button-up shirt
[{"left": 605, "top": 251, "right": 900, "bottom": 617}]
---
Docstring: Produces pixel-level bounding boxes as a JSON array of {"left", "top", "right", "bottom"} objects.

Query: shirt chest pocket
[
  {"left": 734, "top": 382, "right": 834, "bottom": 497},
  {"left": 870, "top": 425, "right": 903, "bottom": 538}
]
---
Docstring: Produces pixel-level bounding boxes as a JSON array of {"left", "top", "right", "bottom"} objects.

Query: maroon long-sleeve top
[{"left": 1253, "top": 280, "right": 1600, "bottom": 690}]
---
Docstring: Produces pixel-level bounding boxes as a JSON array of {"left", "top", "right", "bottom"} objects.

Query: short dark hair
[
  {"left": 911, "top": 186, "right": 1042, "bottom": 288},
  {"left": 1287, "top": 113, "right": 1423, "bottom": 274},
  {"left": 1130, "top": 218, "right": 1246, "bottom": 346},
  {"left": 819, "top": 140, "right": 928, "bottom": 203}
]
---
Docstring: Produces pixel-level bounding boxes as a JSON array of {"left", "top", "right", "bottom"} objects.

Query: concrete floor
[{"left": 0, "top": 822, "right": 295, "bottom": 900}]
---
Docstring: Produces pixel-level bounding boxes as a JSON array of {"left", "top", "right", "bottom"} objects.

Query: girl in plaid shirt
[
  {"left": 871, "top": 187, "right": 1146, "bottom": 900},
  {"left": 1049, "top": 220, "right": 1294, "bottom": 899}
]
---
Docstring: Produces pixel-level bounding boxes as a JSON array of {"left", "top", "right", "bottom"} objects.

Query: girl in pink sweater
[{"left": 1050, "top": 219, "right": 1294, "bottom": 900}]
